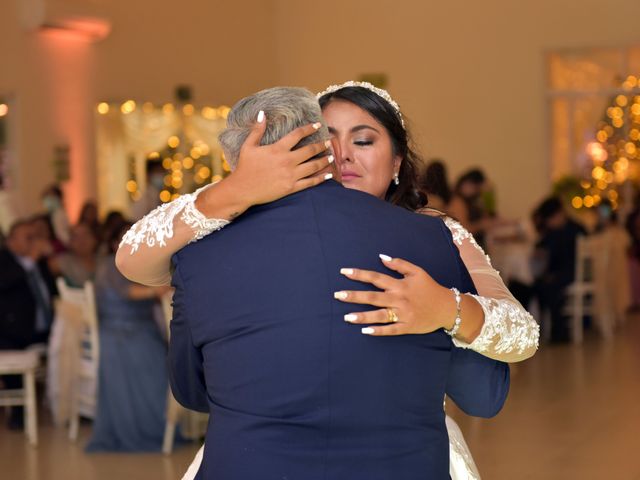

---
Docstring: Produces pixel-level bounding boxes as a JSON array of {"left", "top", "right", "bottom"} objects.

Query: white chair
[
  {"left": 161, "top": 293, "right": 208, "bottom": 454},
  {"left": 161, "top": 292, "right": 183, "bottom": 454},
  {"left": 69, "top": 282, "right": 100, "bottom": 441},
  {"left": 0, "top": 350, "right": 40, "bottom": 445},
  {"left": 48, "top": 279, "right": 89, "bottom": 427},
  {"left": 563, "top": 235, "right": 597, "bottom": 344}
]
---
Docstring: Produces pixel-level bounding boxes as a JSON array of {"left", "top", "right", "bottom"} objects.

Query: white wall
[
  {"left": 273, "top": 0, "right": 640, "bottom": 217},
  {"left": 0, "top": 0, "right": 279, "bottom": 218},
  {"left": 2, "top": 0, "right": 640, "bottom": 219}
]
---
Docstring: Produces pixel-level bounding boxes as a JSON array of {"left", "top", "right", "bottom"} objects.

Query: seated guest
[
  {"left": 98, "top": 210, "right": 126, "bottom": 255},
  {"left": 532, "top": 197, "right": 586, "bottom": 342},
  {"left": 77, "top": 200, "right": 101, "bottom": 233},
  {"left": 41, "top": 184, "right": 70, "bottom": 247},
  {"left": 0, "top": 219, "right": 56, "bottom": 428},
  {"left": 86, "top": 223, "right": 172, "bottom": 452},
  {"left": 420, "top": 159, "right": 452, "bottom": 212},
  {"left": 49, "top": 222, "right": 100, "bottom": 288},
  {"left": 447, "top": 168, "right": 492, "bottom": 248},
  {"left": 31, "top": 213, "right": 65, "bottom": 255}
]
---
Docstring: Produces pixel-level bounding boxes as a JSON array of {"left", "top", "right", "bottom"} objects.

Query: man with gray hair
[
  {"left": 168, "top": 87, "right": 508, "bottom": 479},
  {"left": 218, "top": 86, "right": 332, "bottom": 170}
]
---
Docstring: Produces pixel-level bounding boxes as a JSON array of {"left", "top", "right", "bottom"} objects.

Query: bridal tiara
[{"left": 316, "top": 81, "right": 405, "bottom": 128}]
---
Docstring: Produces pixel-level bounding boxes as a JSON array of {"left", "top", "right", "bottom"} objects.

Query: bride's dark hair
[{"left": 318, "top": 87, "right": 427, "bottom": 211}]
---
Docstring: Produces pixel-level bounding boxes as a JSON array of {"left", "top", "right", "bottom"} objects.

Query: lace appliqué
[
  {"left": 181, "top": 198, "right": 230, "bottom": 244},
  {"left": 119, "top": 185, "right": 229, "bottom": 254},
  {"left": 454, "top": 295, "right": 540, "bottom": 355},
  {"left": 444, "top": 217, "right": 492, "bottom": 265}
]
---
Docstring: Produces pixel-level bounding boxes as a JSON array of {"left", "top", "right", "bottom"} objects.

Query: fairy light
[
  {"left": 97, "top": 102, "right": 109, "bottom": 115},
  {"left": 571, "top": 196, "right": 583, "bottom": 209},
  {"left": 97, "top": 99, "right": 231, "bottom": 199},
  {"left": 168, "top": 136, "right": 180, "bottom": 148},
  {"left": 120, "top": 100, "right": 136, "bottom": 114}
]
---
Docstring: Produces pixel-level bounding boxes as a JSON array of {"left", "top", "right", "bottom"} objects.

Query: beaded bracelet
[{"left": 444, "top": 288, "right": 462, "bottom": 337}]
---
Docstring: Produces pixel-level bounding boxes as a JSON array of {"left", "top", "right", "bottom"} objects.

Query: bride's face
[{"left": 322, "top": 100, "right": 402, "bottom": 200}]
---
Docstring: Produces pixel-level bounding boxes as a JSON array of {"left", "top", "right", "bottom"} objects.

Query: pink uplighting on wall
[
  {"left": 38, "top": 30, "right": 95, "bottom": 221},
  {"left": 39, "top": 17, "right": 111, "bottom": 42}
]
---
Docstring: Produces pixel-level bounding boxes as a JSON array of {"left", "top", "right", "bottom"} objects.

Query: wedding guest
[
  {"left": 532, "top": 197, "right": 586, "bottom": 342},
  {"left": 0, "top": 219, "right": 56, "bottom": 429},
  {"left": 447, "top": 168, "right": 491, "bottom": 248},
  {"left": 98, "top": 210, "right": 127, "bottom": 254},
  {"left": 0, "top": 187, "right": 16, "bottom": 242},
  {"left": 626, "top": 202, "right": 640, "bottom": 308},
  {"left": 41, "top": 184, "right": 70, "bottom": 246},
  {"left": 48, "top": 222, "right": 100, "bottom": 288},
  {"left": 132, "top": 159, "right": 165, "bottom": 220},
  {"left": 86, "top": 222, "right": 172, "bottom": 452},
  {"left": 77, "top": 200, "right": 101, "bottom": 233},
  {"left": 420, "top": 159, "right": 451, "bottom": 211}
]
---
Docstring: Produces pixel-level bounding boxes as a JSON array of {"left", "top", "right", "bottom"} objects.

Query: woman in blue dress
[{"left": 86, "top": 222, "right": 172, "bottom": 452}]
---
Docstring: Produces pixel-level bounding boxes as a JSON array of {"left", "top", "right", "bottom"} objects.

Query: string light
[
  {"left": 97, "top": 102, "right": 109, "bottom": 115},
  {"left": 168, "top": 136, "right": 180, "bottom": 148},
  {"left": 583, "top": 195, "right": 594, "bottom": 208},
  {"left": 183, "top": 104, "right": 195, "bottom": 116},
  {"left": 96, "top": 100, "right": 231, "bottom": 202},
  {"left": 120, "top": 100, "right": 136, "bottom": 114}
]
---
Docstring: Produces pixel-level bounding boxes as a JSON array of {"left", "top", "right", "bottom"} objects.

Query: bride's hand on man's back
[{"left": 225, "top": 114, "right": 335, "bottom": 207}]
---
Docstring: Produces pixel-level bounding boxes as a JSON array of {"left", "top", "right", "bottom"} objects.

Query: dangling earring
[{"left": 394, "top": 173, "right": 400, "bottom": 186}]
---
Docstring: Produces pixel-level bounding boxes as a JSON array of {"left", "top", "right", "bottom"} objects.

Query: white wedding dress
[{"left": 118, "top": 187, "right": 539, "bottom": 480}]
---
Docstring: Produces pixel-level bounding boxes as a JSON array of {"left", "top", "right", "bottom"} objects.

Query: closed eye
[{"left": 354, "top": 140, "right": 373, "bottom": 146}]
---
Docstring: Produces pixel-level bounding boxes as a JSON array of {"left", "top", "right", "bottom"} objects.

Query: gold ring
[{"left": 387, "top": 308, "right": 399, "bottom": 323}]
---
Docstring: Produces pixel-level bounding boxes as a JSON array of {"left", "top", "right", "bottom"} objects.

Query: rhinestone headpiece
[{"left": 317, "top": 80, "right": 405, "bottom": 128}]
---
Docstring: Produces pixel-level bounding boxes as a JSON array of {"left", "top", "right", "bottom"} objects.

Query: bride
[{"left": 117, "top": 81, "right": 539, "bottom": 479}]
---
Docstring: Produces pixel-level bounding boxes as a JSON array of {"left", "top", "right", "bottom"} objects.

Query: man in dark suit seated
[
  {"left": 169, "top": 87, "right": 509, "bottom": 479},
  {"left": 0, "top": 218, "right": 55, "bottom": 428}
]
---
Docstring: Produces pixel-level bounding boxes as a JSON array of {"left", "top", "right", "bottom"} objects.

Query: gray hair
[{"left": 218, "top": 87, "right": 330, "bottom": 169}]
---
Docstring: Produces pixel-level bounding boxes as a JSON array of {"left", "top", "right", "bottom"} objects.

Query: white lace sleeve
[
  {"left": 120, "top": 185, "right": 230, "bottom": 255},
  {"left": 444, "top": 217, "right": 540, "bottom": 362}
]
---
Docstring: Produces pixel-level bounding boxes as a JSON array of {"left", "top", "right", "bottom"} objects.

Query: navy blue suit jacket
[{"left": 170, "top": 181, "right": 509, "bottom": 480}]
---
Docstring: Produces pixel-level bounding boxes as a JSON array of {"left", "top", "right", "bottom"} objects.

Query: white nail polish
[
  {"left": 334, "top": 291, "right": 348, "bottom": 300},
  {"left": 313, "top": 122, "right": 322, "bottom": 129},
  {"left": 325, "top": 140, "right": 332, "bottom": 148},
  {"left": 328, "top": 155, "right": 335, "bottom": 164},
  {"left": 361, "top": 327, "right": 375, "bottom": 335},
  {"left": 379, "top": 254, "right": 392, "bottom": 262},
  {"left": 344, "top": 314, "right": 358, "bottom": 322},
  {"left": 324, "top": 173, "right": 333, "bottom": 180},
  {"left": 340, "top": 268, "right": 354, "bottom": 275},
  {"left": 257, "top": 110, "right": 265, "bottom": 123}
]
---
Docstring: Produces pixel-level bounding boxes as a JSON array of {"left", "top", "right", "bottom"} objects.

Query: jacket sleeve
[
  {"left": 439, "top": 220, "right": 510, "bottom": 417},
  {"left": 168, "top": 260, "right": 209, "bottom": 413},
  {"left": 445, "top": 347, "right": 510, "bottom": 418}
]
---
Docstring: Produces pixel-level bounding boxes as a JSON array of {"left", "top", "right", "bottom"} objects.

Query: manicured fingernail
[
  {"left": 257, "top": 110, "right": 265, "bottom": 123},
  {"left": 340, "top": 268, "right": 354, "bottom": 275},
  {"left": 379, "top": 254, "right": 392, "bottom": 262},
  {"left": 328, "top": 155, "right": 334, "bottom": 164},
  {"left": 312, "top": 122, "right": 322, "bottom": 129},
  {"left": 324, "top": 173, "right": 333, "bottom": 180},
  {"left": 325, "top": 140, "right": 332, "bottom": 148},
  {"left": 361, "top": 327, "right": 375, "bottom": 335},
  {"left": 344, "top": 314, "right": 358, "bottom": 322},
  {"left": 334, "top": 291, "right": 348, "bottom": 300}
]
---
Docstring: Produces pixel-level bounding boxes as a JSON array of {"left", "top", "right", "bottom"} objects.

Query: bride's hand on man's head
[{"left": 225, "top": 112, "right": 336, "bottom": 207}]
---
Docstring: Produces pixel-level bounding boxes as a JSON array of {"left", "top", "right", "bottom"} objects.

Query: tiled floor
[{"left": 2, "top": 317, "right": 639, "bottom": 479}]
